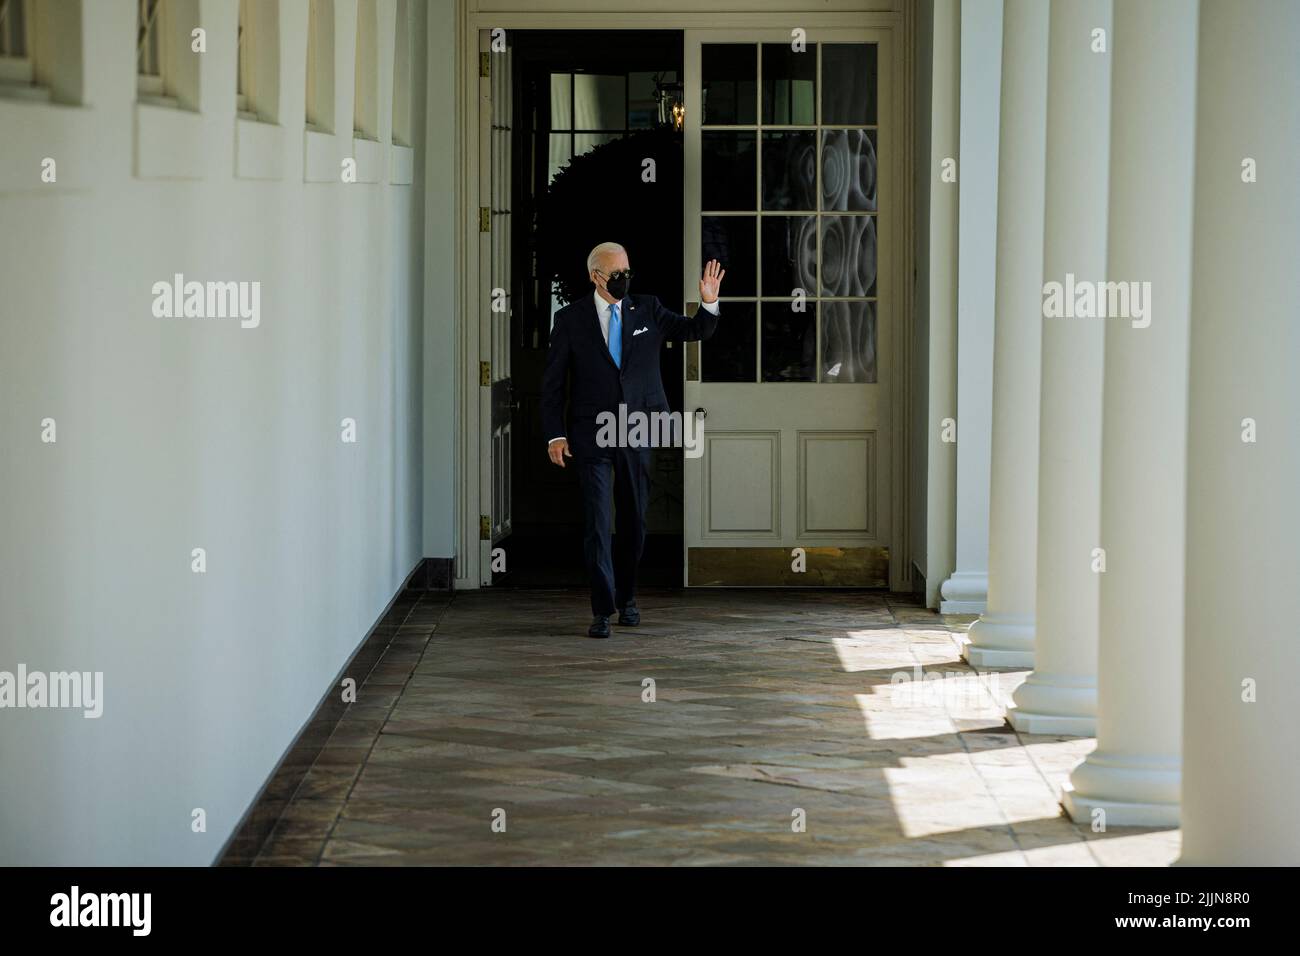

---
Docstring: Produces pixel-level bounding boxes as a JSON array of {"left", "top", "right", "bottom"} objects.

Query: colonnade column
[
  {"left": 1177, "top": 0, "right": 1300, "bottom": 864},
  {"left": 962, "top": 0, "right": 1048, "bottom": 669},
  {"left": 938, "top": 0, "right": 1003, "bottom": 615},
  {"left": 1007, "top": 0, "right": 1111, "bottom": 735},
  {"left": 1061, "top": 0, "right": 1197, "bottom": 826}
]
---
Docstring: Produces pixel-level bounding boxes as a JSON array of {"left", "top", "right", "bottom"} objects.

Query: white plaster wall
[{"left": 0, "top": 0, "right": 437, "bottom": 865}]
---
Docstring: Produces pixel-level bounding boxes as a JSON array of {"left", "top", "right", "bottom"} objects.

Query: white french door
[{"left": 682, "top": 28, "right": 896, "bottom": 586}]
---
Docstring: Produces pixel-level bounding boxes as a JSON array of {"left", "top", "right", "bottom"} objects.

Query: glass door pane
[
  {"left": 702, "top": 44, "right": 756, "bottom": 124},
  {"left": 762, "top": 43, "right": 817, "bottom": 125},
  {"left": 699, "top": 40, "right": 879, "bottom": 384}
]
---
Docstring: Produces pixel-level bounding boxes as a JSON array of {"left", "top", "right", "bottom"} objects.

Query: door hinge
[
  {"left": 479, "top": 514, "right": 491, "bottom": 540},
  {"left": 479, "top": 360, "right": 491, "bottom": 385},
  {"left": 479, "top": 206, "right": 491, "bottom": 232},
  {"left": 480, "top": 52, "right": 491, "bottom": 78}
]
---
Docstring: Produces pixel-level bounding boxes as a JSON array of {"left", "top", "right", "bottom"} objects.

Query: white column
[
  {"left": 1178, "top": 0, "right": 1300, "bottom": 865},
  {"left": 962, "top": 0, "right": 1047, "bottom": 669},
  {"left": 1007, "top": 0, "right": 1111, "bottom": 736},
  {"left": 939, "top": 0, "right": 1002, "bottom": 615},
  {"left": 922, "top": 0, "right": 960, "bottom": 609},
  {"left": 1061, "top": 0, "right": 1197, "bottom": 827}
]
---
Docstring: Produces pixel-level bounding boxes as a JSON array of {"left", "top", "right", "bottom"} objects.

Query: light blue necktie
[{"left": 608, "top": 302, "right": 622, "bottom": 369}]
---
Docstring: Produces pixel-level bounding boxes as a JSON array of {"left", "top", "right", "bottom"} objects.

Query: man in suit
[{"left": 542, "top": 242, "right": 725, "bottom": 637}]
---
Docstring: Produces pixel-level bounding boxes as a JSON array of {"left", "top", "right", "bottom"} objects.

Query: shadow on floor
[
  {"left": 488, "top": 531, "right": 683, "bottom": 589},
  {"left": 245, "top": 588, "right": 1180, "bottom": 866}
]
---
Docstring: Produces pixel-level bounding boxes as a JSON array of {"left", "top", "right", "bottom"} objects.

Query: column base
[
  {"left": 1008, "top": 709, "right": 1096, "bottom": 736},
  {"left": 939, "top": 571, "right": 989, "bottom": 615},
  {"left": 1061, "top": 750, "right": 1180, "bottom": 826},
  {"left": 1062, "top": 783, "right": 1180, "bottom": 828},
  {"left": 962, "top": 614, "right": 1034, "bottom": 668},
  {"left": 1007, "top": 672, "right": 1096, "bottom": 736}
]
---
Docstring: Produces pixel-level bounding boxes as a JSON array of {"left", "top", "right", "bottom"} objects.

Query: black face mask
[{"left": 603, "top": 271, "right": 631, "bottom": 300}]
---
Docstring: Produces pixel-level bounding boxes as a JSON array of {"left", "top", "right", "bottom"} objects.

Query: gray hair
[{"left": 587, "top": 241, "right": 626, "bottom": 274}]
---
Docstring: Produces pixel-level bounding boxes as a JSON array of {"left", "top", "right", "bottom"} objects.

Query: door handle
[{"left": 694, "top": 407, "right": 707, "bottom": 419}]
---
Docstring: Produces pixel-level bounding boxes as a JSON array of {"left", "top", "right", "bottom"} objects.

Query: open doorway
[{"left": 492, "top": 30, "right": 686, "bottom": 588}]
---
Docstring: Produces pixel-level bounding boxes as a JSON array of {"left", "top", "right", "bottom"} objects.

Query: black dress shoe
[
  {"left": 588, "top": 615, "right": 611, "bottom": 638},
  {"left": 617, "top": 602, "right": 640, "bottom": 626}
]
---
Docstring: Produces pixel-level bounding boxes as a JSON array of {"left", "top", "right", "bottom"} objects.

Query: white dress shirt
[
  {"left": 548, "top": 293, "right": 721, "bottom": 445},
  {"left": 592, "top": 290, "right": 720, "bottom": 346}
]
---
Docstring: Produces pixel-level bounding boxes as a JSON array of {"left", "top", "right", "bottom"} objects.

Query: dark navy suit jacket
[{"left": 542, "top": 293, "right": 719, "bottom": 460}]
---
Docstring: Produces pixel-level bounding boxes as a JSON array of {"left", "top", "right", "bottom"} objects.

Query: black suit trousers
[{"left": 576, "top": 447, "right": 652, "bottom": 617}]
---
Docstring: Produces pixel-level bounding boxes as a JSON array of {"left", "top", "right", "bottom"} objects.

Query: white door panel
[
  {"left": 683, "top": 28, "right": 893, "bottom": 586},
  {"left": 705, "top": 431, "right": 779, "bottom": 535}
]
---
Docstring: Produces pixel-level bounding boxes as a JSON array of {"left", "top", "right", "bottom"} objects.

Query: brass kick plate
[{"left": 687, "top": 546, "right": 889, "bottom": 588}]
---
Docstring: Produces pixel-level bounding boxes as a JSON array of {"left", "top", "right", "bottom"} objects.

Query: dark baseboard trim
[
  {"left": 215, "top": 556, "right": 454, "bottom": 867},
  {"left": 409, "top": 556, "right": 453, "bottom": 591}
]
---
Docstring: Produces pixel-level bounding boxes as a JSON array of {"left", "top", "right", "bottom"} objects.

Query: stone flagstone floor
[{"left": 251, "top": 588, "right": 1180, "bottom": 866}]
